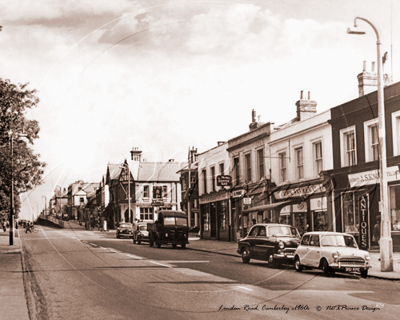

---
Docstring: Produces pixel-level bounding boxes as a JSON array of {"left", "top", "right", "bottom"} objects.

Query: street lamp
[
  {"left": 9, "top": 131, "right": 27, "bottom": 246},
  {"left": 348, "top": 17, "right": 393, "bottom": 272},
  {"left": 42, "top": 195, "right": 47, "bottom": 215}
]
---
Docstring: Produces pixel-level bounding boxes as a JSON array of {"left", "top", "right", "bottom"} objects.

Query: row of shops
[{"left": 199, "top": 168, "right": 400, "bottom": 252}]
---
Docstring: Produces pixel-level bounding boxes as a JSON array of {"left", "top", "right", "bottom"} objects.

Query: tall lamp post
[
  {"left": 348, "top": 17, "right": 393, "bottom": 271},
  {"left": 42, "top": 195, "right": 47, "bottom": 215}
]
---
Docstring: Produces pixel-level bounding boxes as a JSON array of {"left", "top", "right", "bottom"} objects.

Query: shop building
[
  {"left": 266, "top": 92, "right": 334, "bottom": 235},
  {"left": 329, "top": 75, "right": 400, "bottom": 252},
  {"left": 227, "top": 110, "right": 275, "bottom": 239},
  {"left": 197, "top": 141, "right": 231, "bottom": 240}
]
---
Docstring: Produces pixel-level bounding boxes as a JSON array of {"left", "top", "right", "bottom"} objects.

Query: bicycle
[{"left": 25, "top": 226, "right": 39, "bottom": 233}]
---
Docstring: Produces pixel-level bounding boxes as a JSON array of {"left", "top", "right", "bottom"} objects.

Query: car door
[
  {"left": 246, "top": 226, "right": 259, "bottom": 258},
  {"left": 253, "top": 226, "right": 269, "bottom": 259},
  {"left": 307, "top": 235, "right": 322, "bottom": 268},
  {"left": 297, "top": 235, "right": 310, "bottom": 266}
]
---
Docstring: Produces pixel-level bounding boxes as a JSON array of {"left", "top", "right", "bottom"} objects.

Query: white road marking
[
  {"left": 236, "top": 286, "right": 253, "bottom": 291},
  {"left": 125, "top": 254, "right": 143, "bottom": 260},
  {"left": 89, "top": 243, "right": 98, "bottom": 247},
  {"left": 159, "top": 261, "right": 209, "bottom": 264},
  {"left": 149, "top": 261, "right": 172, "bottom": 268}
]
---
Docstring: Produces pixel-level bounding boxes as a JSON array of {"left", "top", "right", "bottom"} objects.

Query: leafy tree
[{"left": 0, "top": 78, "right": 46, "bottom": 219}]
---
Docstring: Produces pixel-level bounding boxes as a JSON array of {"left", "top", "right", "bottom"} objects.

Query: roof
[
  {"left": 69, "top": 182, "right": 99, "bottom": 196},
  {"left": 158, "top": 210, "right": 187, "bottom": 218},
  {"left": 107, "top": 163, "right": 123, "bottom": 181},
  {"left": 137, "top": 161, "right": 183, "bottom": 182}
]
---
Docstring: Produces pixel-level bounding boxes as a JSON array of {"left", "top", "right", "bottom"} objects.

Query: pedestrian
[
  {"left": 25, "top": 222, "right": 33, "bottom": 233},
  {"left": 373, "top": 215, "right": 380, "bottom": 246},
  {"left": 2, "top": 221, "right": 6, "bottom": 232}
]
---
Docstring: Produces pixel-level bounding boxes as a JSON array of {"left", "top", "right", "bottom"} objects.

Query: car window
[
  {"left": 267, "top": 226, "right": 292, "bottom": 237},
  {"left": 248, "top": 226, "right": 259, "bottom": 237},
  {"left": 258, "top": 227, "right": 266, "bottom": 237},
  {"left": 320, "top": 235, "right": 358, "bottom": 247},
  {"left": 290, "top": 227, "right": 300, "bottom": 237},
  {"left": 301, "top": 235, "right": 310, "bottom": 246},
  {"left": 309, "top": 235, "right": 320, "bottom": 246}
]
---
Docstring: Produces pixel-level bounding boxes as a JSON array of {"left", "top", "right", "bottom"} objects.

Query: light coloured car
[
  {"left": 116, "top": 222, "right": 133, "bottom": 239},
  {"left": 294, "top": 232, "right": 371, "bottom": 278},
  {"left": 133, "top": 223, "right": 149, "bottom": 244}
]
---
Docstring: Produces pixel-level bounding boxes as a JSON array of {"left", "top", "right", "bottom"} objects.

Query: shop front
[
  {"left": 339, "top": 166, "right": 400, "bottom": 251},
  {"left": 200, "top": 191, "right": 230, "bottom": 241},
  {"left": 271, "top": 178, "right": 334, "bottom": 236}
]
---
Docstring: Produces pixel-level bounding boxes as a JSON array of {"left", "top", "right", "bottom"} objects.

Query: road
[{"left": 20, "top": 221, "right": 399, "bottom": 320}]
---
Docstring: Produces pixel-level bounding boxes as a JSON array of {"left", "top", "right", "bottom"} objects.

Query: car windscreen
[
  {"left": 120, "top": 224, "right": 131, "bottom": 228},
  {"left": 163, "top": 217, "right": 187, "bottom": 226},
  {"left": 320, "top": 235, "right": 357, "bottom": 247},
  {"left": 267, "top": 226, "right": 292, "bottom": 237},
  {"left": 139, "top": 225, "right": 147, "bottom": 231}
]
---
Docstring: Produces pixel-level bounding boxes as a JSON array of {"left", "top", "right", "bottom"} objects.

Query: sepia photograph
[{"left": 1, "top": 0, "right": 399, "bottom": 319}]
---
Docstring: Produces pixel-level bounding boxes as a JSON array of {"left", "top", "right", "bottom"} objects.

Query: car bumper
[
  {"left": 330, "top": 262, "right": 371, "bottom": 270},
  {"left": 273, "top": 252, "right": 295, "bottom": 261}
]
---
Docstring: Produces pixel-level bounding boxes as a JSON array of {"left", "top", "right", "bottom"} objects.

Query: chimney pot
[
  {"left": 300, "top": 90, "right": 303, "bottom": 99},
  {"left": 308, "top": 91, "right": 311, "bottom": 100},
  {"left": 372, "top": 61, "right": 375, "bottom": 72},
  {"left": 363, "top": 61, "right": 367, "bottom": 72}
]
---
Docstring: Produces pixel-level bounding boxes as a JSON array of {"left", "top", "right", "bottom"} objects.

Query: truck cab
[{"left": 148, "top": 210, "right": 189, "bottom": 248}]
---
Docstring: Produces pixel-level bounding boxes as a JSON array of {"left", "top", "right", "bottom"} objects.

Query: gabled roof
[
  {"left": 137, "top": 161, "right": 183, "bottom": 182},
  {"left": 106, "top": 163, "right": 123, "bottom": 183}
]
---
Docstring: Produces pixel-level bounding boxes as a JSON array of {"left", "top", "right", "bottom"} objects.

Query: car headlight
[
  {"left": 365, "top": 255, "right": 371, "bottom": 261},
  {"left": 332, "top": 252, "right": 340, "bottom": 259},
  {"left": 278, "top": 242, "right": 285, "bottom": 249},
  {"left": 165, "top": 233, "right": 168, "bottom": 237}
]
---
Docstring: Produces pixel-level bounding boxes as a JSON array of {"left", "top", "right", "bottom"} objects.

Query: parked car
[
  {"left": 237, "top": 223, "right": 301, "bottom": 267},
  {"left": 116, "top": 222, "right": 133, "bottom": 239},
  {"left": 294, "top": 232, "right": 371, "bottom": 278},
  {"left": 62, "top": 213, "right": 69, "bottom": 221},
  {"left": 133, "top": 222, "right": 149, "bottom": 244}
]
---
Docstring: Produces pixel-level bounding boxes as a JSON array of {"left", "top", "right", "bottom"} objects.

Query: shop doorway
[{"left": 210, "top": 203, "right": 217, "bottom": 238}]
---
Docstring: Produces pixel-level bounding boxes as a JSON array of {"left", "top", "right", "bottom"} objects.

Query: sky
[{"left": 1, "top": 0, "right": 399, "bottom": 220}]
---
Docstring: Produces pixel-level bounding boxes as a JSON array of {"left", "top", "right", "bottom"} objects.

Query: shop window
[
  {"left": 219, "top": 201, "right": 228, "bottom": 230},
  {"left": 257, "top": 149, "right": 264, "bottom": 181},
  {"left": 342, "top": 192, "right": 359, "bottom": 233},
  {"left": 140, "top": 207, "right": 153, "bottom": 220},
  {"left": 313, "top": 141, "right": 323, "bottom": 177},
  {"left": 390, "top": 186, "right": 400, "bottom": 231},
  {"left": 341, "top": 126, "right": 357, "bottom": 167},
  {"left": 295, "top": 147, "right": 304, "bottom": 180},
  {"left": 279, "top": 152, "right": 286, "bottom": 183},
  {"left": 364, "top": 118, "right": 379, "bottom": 162}
]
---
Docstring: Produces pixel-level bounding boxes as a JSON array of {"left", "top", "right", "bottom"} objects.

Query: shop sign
[
  {"left": 199, "top": 191, "right": 230, "bottom": 204},
  {"left": 276, "top": 183, "right": 326, "bottom": 200},
  {"left": 280, "top": 205, "right": 291, "bottom": 216},
  {"left": 348, "top": 166, "right": 399, "bottom": 188},
  {"left": 151, "top": 200, "right": 164, "bottom": 206},
  {"left": 232, "top": 190, "right": 245, "bottom": 198},
  {"left": 243, "top": 197, "right": 251, "bottom": 205},
  {"left": 310, "top": 197, "right": 327, "bottom": 211},
  {"left": 293, "top": 202, "right": 307, "bottom": 212},
  {"left": 359, "top": 195, "right": 369, "bottom": 250},
  {"left": 217, "top": 175, "right": 232, "bottom": 186}
]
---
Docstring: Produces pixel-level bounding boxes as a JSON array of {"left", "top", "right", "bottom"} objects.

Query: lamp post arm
[{"left": 354, "top": 17, "right": 382, "bottom": 44}]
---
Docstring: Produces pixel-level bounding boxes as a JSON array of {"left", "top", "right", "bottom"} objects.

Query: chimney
[
  {"left": 130, "top": 147, "right": 142, "bottom": 161},
  {"left": 357, "top": 60, "right": 378, "bottom": 96},
  {"left": 168, "top": 159, "right": 174, "bottom": 162},
  {"left": 189, "top": 147, "right": 197, "bottom": 163},
  {"left": 296, "top": 91, "right": 317, "bottom": 121},
  {"left": 249, "top": 109, "right": 259, "bottom": 130},
  {"left": 217, "top": 141, "right": 225, "bottom": 146}
]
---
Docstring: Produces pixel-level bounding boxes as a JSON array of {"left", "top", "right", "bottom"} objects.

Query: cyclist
[{"left": 25, "top": 222, "right": 33, "bottom": 233}]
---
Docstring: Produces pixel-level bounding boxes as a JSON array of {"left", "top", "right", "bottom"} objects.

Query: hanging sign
[{"left": 243, "top": 198, "right": 252, "bottom": 205}]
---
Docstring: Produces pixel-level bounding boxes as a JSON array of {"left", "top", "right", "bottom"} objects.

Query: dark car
[
  {"left": 133, "top": 223, "right": 149, "bottom": 244},
  {"left": 237, "top": 223, "right": 301, "bottom": 267},
  {"left": 116, "top": 222, "right": 133, "bottom": 239}
]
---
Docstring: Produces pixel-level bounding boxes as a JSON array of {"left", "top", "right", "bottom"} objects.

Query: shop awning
[{"left": 242, "top": 199, "right": 303, "bottom": 214}]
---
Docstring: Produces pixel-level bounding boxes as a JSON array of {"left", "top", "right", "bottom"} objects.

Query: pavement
[{"left": 1, "top": 225, "right": 400, "bottom": 320}]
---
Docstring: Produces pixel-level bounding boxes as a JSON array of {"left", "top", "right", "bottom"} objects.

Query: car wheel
[
  {"left": 157, "top": 241, "right": 161, "bottom": 248},
  {"left": 133, "top": 237, "right": 136, "bottom": 244},
  {"left": 321, "top": 259, "right": 335, "bottom": 277},
  {"left": 116, "top": 234, "right": 120, "bottom": 239},
  {"left": 267, "top": 254, "right": 276, "bottom": 268},
  {"left": 172, "top": 244, "right": 177, "bottom": 248},
  {"left": 241, "top": 249, "right": 250, "bottom": 264},
  {"left": 360, "top": 269, "right": 368, "bottom": 278},
  {"left": 294, "top": 256, "right": 303, "bottom": 272},
  {"left": 138, "top": 240, "right": 141, "bottom": 245},
  {"left": 181, "top": 244, "right": 186, "bottom": 249},
  {"left": 149, "top": 239, "right": 154, "bottom": 247}
]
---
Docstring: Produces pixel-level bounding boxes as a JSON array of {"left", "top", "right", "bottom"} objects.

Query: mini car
[
  {"left": 116, "top": 222, "right": 133, "bottom": 239},
  {"left": 237, "top": 223, "right": 301, "bottom": 267},
  {"left": 133, "top": 223, "right": 149, "bottom": 244},
  {"left": 294, "top": 232, "right": 371, "bottom": 278}
]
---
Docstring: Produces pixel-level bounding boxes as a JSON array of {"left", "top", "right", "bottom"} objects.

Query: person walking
[{"left": 25, "top": 222, "right": 33, "bottom": 233}]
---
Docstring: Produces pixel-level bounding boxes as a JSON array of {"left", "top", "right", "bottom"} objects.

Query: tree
[{"left": 0, "top": 78, "right": 46, "bottom": 219}]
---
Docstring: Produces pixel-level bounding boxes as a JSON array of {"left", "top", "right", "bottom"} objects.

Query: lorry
[{"left": 147, "top": 210, "right": 189, "bottom": 248}]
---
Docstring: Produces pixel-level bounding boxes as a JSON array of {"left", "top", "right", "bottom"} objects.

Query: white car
[{"left": 294, "top": 232, "right": 371, "bottom": 278}]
